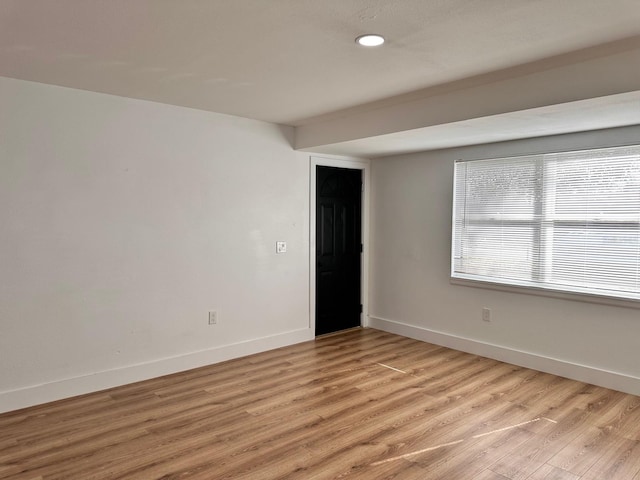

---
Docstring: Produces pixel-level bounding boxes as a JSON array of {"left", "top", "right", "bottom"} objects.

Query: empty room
[{"left": 2, "top": 1, "right": 640, "bottom": 479}]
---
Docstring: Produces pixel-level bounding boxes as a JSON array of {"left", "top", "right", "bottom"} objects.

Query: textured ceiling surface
[{"left": 2, "top": 0, "right": 640, "bottom": 126}]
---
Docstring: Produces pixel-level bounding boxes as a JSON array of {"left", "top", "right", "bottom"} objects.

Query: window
[{"left": 452, "top": 144, "right": 640, "bottom": 302}]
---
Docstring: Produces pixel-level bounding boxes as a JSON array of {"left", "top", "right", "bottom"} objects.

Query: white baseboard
[
  {"left": 0, "top": 328, "right": 313, "bottom": 414},
  {"left": 368, "top": 316, "right": 640, "bottom": 396}
]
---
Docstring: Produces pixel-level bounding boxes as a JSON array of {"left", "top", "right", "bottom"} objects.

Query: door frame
[{"left": 310, "top": 155, "right": 370, "bottom": 335}]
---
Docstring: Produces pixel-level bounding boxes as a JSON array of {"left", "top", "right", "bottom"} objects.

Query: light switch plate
[{"left": 276, "top": 241, "right": 287, "bottom": 253}]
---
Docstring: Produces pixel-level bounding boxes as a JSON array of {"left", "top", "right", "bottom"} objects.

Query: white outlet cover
[{"left": 276, "top": 241, "right": 287, "bottom": 253}]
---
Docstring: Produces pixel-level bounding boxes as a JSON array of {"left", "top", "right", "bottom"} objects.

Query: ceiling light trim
[{"left": 355, "top": 34, "right": 385, "bottom": 47}]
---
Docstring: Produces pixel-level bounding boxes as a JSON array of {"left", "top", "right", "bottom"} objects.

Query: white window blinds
[{"left": 452, "top": 144, "right": 640, "bottom": 302}]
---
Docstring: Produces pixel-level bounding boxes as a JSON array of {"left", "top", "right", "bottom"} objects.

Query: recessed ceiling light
[{"left": 355, "top": 34, "right": 385, "bottom": 47}]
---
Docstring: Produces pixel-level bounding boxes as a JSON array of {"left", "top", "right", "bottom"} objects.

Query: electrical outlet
[
  {"left": 208, "top": 311, "right": 217, "bottom": 325},
  {"left": 482, "top": 307, "right": 491, "bottom": 323},
  {"left": 276, "top": 241, "right": 287, "bottom": 254}
]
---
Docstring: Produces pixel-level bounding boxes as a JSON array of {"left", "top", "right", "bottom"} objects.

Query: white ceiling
[
  {"left": 2, "top": 0, "right": 640, "bottom": 155},
  {"left": 304, "top": 92, "right": 640, "bottom": 158}
]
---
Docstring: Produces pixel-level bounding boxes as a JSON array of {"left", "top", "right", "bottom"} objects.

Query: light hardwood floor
[{"left": 2, "top": 328, "right": 640, "bottom": 479}]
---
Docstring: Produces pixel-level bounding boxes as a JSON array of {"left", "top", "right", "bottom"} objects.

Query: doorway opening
[{"left": 311, "top": 158, "right": 369, "bottom": 337}]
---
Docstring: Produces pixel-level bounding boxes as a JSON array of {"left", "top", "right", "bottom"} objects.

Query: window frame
[{"left": 451, "top": 145, "right": 640, "bottom": 309}]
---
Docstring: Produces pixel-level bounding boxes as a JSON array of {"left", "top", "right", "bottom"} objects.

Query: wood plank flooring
[{"left": 1, "top": 328, "right": 640, "bottom": 479}]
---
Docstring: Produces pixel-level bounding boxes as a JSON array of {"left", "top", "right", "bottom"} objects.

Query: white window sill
[{"left": 450, "top": 276, "right": 640, "bottom": 310}]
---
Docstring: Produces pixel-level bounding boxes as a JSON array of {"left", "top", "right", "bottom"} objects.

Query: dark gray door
[{"left": 315, "top": 166, "right": 362, "bottom": 336}]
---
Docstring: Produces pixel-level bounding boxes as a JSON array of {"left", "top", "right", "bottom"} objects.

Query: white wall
[
  {"left": 4, "top": 75, "right": 638, "bottom": 413},
  {"left": 369, "top": 125, "right": 640, "bottom": 395},
  {"left": 0, "top": 77, "right": 312, "bottom": 412}
]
